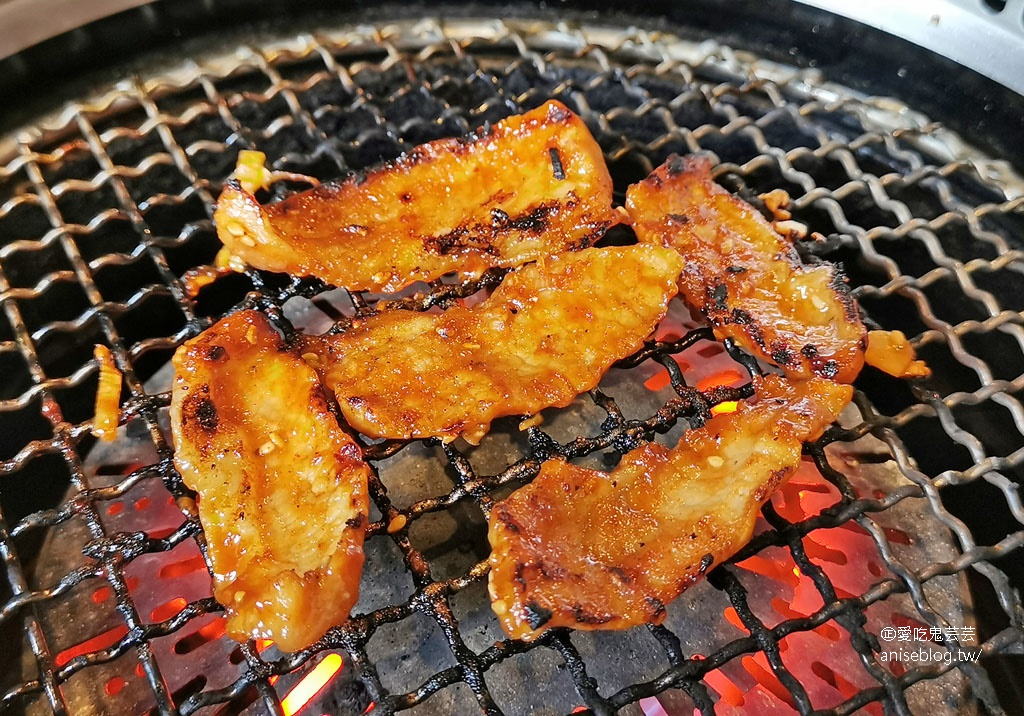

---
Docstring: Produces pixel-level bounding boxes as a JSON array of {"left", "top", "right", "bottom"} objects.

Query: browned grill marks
[
  {"left": 214, "top": 100, "right": 618, "bottom": 293},
  {"left": 183, "top": 390, "right": 219, "bottom": 433},
  {"left": 625, "top": 154, "right": 866, "bottom": 383}
]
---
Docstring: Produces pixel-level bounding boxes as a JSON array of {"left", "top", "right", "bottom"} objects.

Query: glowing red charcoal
[
  {"left": 150, "top": 597, "right": 188, "bottom": 623},
  {"left": 641, "top": 317, "right": 747, "bottom": 414},
  {"left": 644, "top": 357, "right": 685, "bottom": 392},
  {"left": 641, "top": 457, "right": 919, "bottom": 714},
  {"left": 158, "top": 555, "right": 207, "bottom": 580},
  {"left": 280, "top": 654, "right": 344, "bottom": 715},
  {"left": 703, "top": 665, "right": 746, "bottom": 708},
  {"left": 56, "top": 625, "right": 129, "bottom": 667},
  {"left": 173, "top": 618, "right": 227, "bottom": 655},
  {"left": 105, "top": 676, "right": 127, "bottom": 697},
  {"left": 697, "top": 370, "right": 744, "bottom": 415}
]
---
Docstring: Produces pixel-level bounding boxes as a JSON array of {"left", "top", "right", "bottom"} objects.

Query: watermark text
[{"left": 879, "top": 648, "right": 980, "bottom": 666}]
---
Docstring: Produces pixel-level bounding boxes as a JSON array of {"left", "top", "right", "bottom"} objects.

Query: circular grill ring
[{"left": 1, "top": 17, "right": 1023, "bottom": 716}]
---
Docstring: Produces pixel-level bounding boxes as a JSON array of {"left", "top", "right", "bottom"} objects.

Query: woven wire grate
[{"left": 1, "top": 16, "right": 1023, "bottom": 716}]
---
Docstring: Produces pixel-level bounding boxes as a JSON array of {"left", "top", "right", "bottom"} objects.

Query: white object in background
[
  {"left": 795, "top": 0, "right": 1024, "bottom": 94},
  {"left": 0, "top": 0, "right": 153, "bottom": 59}
]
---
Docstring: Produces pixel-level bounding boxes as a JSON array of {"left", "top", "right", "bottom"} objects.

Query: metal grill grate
[{"left": 1, "top": 17, "right": 1023, "bottom": 716}]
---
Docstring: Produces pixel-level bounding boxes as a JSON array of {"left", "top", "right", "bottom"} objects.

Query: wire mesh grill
[{"left": 1, "top": 17, "right": 1023, "bottom": 716}]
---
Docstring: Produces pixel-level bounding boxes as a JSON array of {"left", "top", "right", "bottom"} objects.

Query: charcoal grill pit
[{"left": 1, "top": 10, "right": 1023, "bottom": 716}]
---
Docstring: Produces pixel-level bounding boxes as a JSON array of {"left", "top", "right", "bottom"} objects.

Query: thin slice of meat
[
  {"left": 302, "top": 246, "right": 684, "bottom": 444},
  {"left": 487, "top": 374, "right": 852, "bottom": 641},
  {"left": 170, "top": 310, "right": 370, "bottom": 652},
  {"left": 215, "top": 100, "right": 619, "bottom": 293},
  {"left": 625, "top": 154, "right": 867, "bottom": 383}
]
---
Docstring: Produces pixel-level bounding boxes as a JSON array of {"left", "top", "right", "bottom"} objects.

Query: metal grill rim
[{"left": 0, "top": 17, "right": 1022, "bottom": 716}]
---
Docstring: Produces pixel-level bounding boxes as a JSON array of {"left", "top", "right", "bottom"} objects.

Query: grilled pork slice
[
  {"left": 302, "top": 246, "right": 684, "bottom": 444},
  {"left": 625, "top": 154, "right": 866, "bottom": 383},
  {"left": 214, "top": 100, "right": 618, "bottom": 293},
  {"left": 488, "top": 375, "right": 852, "bottom": 641},
  {"left": 171, "top": 310, "right": 370, "bottom": 652}
]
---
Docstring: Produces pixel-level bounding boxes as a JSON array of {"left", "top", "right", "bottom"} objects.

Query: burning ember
[
  {"left": 280, "top": 654, "right": 344, "bottom": 715},
  {"left": 51, "top": 481, "right": 357, "bottom": 715}
]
